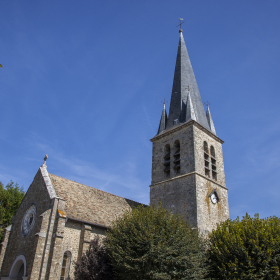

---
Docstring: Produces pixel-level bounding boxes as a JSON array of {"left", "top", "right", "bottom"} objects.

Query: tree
[
  {"left": 0, "top": 181, "right": 25, "bottom": 241},
  {"left": 105, "top": 205, "right": 208, "bottom": 280},
  {"left": 74, "top": 235, "right": 115, "bottom": 280},
  {"left": 207, "top": 214, "right": 280, "bottom": 279}
]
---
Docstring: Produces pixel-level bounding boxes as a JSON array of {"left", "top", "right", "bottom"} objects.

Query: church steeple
[
  {"left": 150, "top": 27, "right": 229, "bottom": 234},
  {"left": 158, "top": 103, "right": 167, "bottom": 134},
  {"left": 166, "top": 29, "right": 210, "bottom": 131}
]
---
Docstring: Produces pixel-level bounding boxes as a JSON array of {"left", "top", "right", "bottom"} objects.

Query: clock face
[
  {"left": 210, "top": 193, "right": 217, "bottom": 204},
  {"left": 21, "top": 204, "right": 36, "bottom": 236}
]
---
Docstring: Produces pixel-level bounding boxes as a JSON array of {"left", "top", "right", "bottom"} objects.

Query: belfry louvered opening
[
  {"left": 173, "top": 140, "right": 180, "bottom": 174},
  {"left": 164, "top": 144, "right": 171, "bottom": 178},
  {"left": 204, "top": 141, "right": 210, "bottom": 177},
  {"left": 210, "top": 146, "right": 217, "bottom": 180}
]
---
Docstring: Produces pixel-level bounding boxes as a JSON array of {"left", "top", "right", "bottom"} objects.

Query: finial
[
  {"left": 161, "top": 98, "right": 167, "bottom": 109},
  {"left": 42, "top": 154, "right": 48, "bottom": 167},
  {"left": 176, "top": 18, "right": 185, "bottom": 33},
  {"left": 204, "top": 101, "right": 211, "bottom": 108}
]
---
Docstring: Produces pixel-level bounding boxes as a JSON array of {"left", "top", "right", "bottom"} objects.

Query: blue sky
[{"left": 1, "top": 0, "right": 280, "bottom": 220}]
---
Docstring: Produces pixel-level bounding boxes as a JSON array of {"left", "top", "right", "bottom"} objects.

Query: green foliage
[
  {"left": 105, "top": 205, "right": 208, "bottom": 280},
  {"left": 207, "top": 214, "right": 280, "bottom": 279},
  {"left": 0, "top": 181, "right": 25, "bottom": 242},
  {"left": 74, "top": 235, "right": 115, "bottom": 280}
]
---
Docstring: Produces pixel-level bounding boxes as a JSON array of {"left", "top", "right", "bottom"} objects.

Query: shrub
[
  {"left": 207, "top": 214, "right": 280, "bottom": 279},
  {"left": 105, "top": 205, "right": 208, "bottom": 280},
  {"left": 74, "top": 235, "right": 114, "bottom": 280}
]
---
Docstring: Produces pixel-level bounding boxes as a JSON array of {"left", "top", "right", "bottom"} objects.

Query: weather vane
[
  {"left": 161, "top": 99, "right": 168, "bottom": 107},
  {"left": 204, "top": 100, "right": 211, "bottom": 107},
  {"left": 176, "top": 18, "right": 185, "bottom": 30}
]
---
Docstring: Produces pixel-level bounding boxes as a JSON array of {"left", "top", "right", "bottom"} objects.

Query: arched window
[
  {"left": 204, "top": 141, "right": 210, "bottom": 177},
  {"left": 173, "top": 140, "right": 180, "bottom": 174},
  {"left": 204, "top": 141, "right": 209, "bottom": 153},
  {"left": 210, "top": 146, "right": 215, "bottom": 157},
  {"left": 164, "top": 144, "right": 171, "bottom": 178},
  {"left": 60, "top": 251, "right": 72, "bottom": 280},
  {"left": 210, "top": 146, "right": 217, "bottom": 180},
  {"left": 9, "top": 255, "right": 26, "bottom": 279}
]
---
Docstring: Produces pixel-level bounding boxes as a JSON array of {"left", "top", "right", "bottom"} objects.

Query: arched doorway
[{"left": 9, "top": 255, "right": 27, "bottom": 279}]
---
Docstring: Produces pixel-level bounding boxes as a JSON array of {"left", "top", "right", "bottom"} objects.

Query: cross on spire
[
  {"left": 176, "top": 18, "right": 185, "bottom": 31},
  {"left": 204, "top": 100, "right": 211, "bottom": 107}
]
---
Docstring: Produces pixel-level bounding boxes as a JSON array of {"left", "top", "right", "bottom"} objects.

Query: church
[{"left": 0, "top": 29, "right": 229, "bottom": 280}]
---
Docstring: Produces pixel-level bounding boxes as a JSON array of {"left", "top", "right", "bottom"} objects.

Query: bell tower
[{"left": 150, "top": 29, "right": 229, "bottom": 233}]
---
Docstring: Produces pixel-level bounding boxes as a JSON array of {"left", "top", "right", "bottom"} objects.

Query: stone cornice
[
  {"left": 150, "top": 171, "right": 228, "bottom": 190},
  {"left": 67, "top": 217, "right": 109, "bottom": 229},
  {"left": 150, "top": 120, "right": 224, "bottom": 144}
]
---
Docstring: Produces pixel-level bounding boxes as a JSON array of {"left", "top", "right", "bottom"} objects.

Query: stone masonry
[
  {"left": 150, "top": 121, "right": 229, "bottom": 233},
  {"left": 0, "top": 166, "right": 143, "bottom": 279}
]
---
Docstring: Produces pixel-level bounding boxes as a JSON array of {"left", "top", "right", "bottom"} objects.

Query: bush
[
  {"left": 105, "top": 205, "right": 208, "bottom": 280},
  {"left": 74, "top": 235, "right": 114, "bottom": 280},
  {"left": 207, "top": 214, "right": 280, "bottom": 279}
]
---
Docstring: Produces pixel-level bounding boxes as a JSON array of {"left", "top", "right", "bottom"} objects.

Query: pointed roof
[
  {"left": 185, "top": 92, "right": 197, "bottom": 122},
  {"left": 206, "top": 105, "right": 216, "bottom": 135},
  {"left": 166, "top": 30, "right": 210, "bottom": 130},
  {"left": 158, "top": 103, "right": 167, "bottom": 134}
]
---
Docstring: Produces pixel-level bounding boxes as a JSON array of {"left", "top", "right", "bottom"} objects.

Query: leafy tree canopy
[
  {"left": 74, "top": 235, "right": 114, "bottom": 280},
  {"left": 105, "top": 205, "right": 208, "bottom": 280},
  {"left": 0, "top": 181, "right": 25, "bottom": 241},
  {"left": 207, "top": 213, "right": 280, "bottom": 280}
]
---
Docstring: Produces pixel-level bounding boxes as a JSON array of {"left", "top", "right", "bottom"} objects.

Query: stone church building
[{"left": 0, "top": 29, "right": 229, "bottom": 279}]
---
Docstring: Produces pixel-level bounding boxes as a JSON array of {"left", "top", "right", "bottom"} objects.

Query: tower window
[
  {"left": 210, "top": 146, "right": 217, "bottom": 181},
  {"left": 164, "top": 144, "right": 171, "bottom": 178},
  {"left": 204, "top": 141, "right": 210, "bottom": 177},
  {"left": 60, "top": 251, "right": 72, "bottom": 280},
  {"left": 173, "top": 140, "right": 180, "bottom": 174},
  {"left": 210, "top": 146, "right": 215, "bottom": 157},
  {"left": 204, "top": 141, "right": 209, "bottom": 154}
]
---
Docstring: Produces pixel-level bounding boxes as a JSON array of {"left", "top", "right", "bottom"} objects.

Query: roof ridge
[{"left": 48, "top": 173, "right": 146, "bottom": 206}]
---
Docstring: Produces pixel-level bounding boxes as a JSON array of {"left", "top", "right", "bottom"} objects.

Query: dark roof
[
  {"left": 165, "top": 31, "right": 210, "bottom": 131},
  {"left": 48, "top": 173, "right": 144, "bottom": 227}
]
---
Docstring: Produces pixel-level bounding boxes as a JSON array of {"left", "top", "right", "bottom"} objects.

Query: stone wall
[
  {"left": 60, "top": 220, "right": 82, "bottom": 279},
  {"left": 0, "top": 226, "right": 11, "bottom": 272},
  {"left": 193, "top": 124, "right": 226, "bottom": 186},
  {"left": 47, "top": 219, "right": 106, "bottom": 280},
  {"left": 151, "top": 124, "right": 194, "bottom": 185},
  {"left": 150, "top": 175, "right": 197, "bottom": 227},
  {"left": 150, "top": 121, "right": 229, "bottom": 233},
  {"left": 0, "top": 168, "right": 52, "bottom": 278},
  {"left": 196, "top": 175, "right": 229, "bottom": 233}
]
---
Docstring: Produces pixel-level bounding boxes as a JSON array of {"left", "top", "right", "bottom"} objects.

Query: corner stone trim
[{"left": 40, "top": 166, "right": 57, "bottom": 199}]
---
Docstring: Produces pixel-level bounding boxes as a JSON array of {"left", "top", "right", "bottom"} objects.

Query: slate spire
[
  {"left": 166, "top": 29, "right": 210, "bottom": 130},
  {"left": 206, "top": 105, "right": 216, "bottom": 135},
  {"left": 185, "top": 92, "right": 197, "bottom": 122},
  {"left": 158, "top": 103, "right": 167, "bottom": 134}
]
